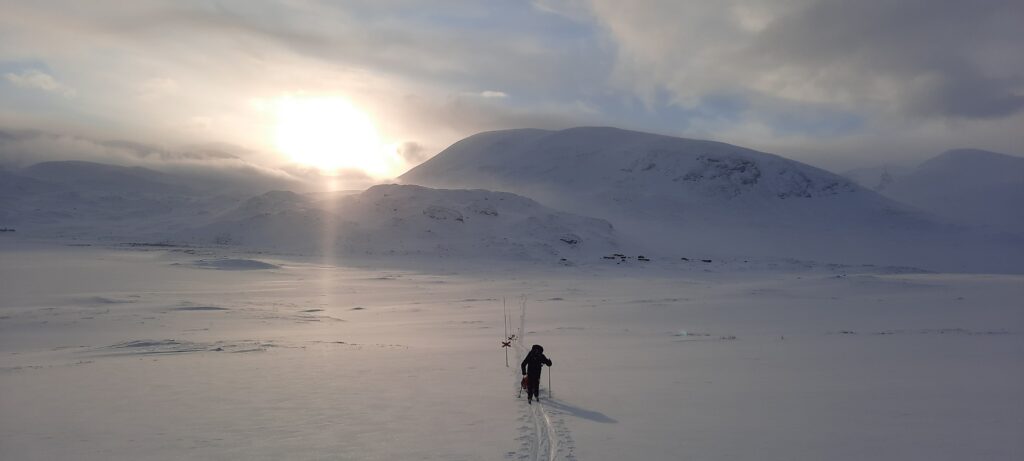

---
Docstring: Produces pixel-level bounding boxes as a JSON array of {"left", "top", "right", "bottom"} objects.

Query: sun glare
[{"left": 273, "top": 96, "right": 397, "bottom": 177}]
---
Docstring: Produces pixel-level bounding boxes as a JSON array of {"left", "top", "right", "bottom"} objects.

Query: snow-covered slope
[
  {"left": 214, "top": 190, "right": 314, "bottom": 222},
  {"left": 184, "top": 184, "right": 617, "bottom": 260},
  {"left": 401, "top": 127, "right": 1013, "bottom": 270},
  {"left": 862, "top": 149, "right": 1024, "bottom": 233}
]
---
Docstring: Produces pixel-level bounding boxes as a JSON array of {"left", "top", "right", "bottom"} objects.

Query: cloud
[
  {"left": 0, "top": 1, "right": 1020, "bottom": 174},
  {"left": 0, "top": 1, "right": 613, "bottom": 160},
  {"left": 585, "top": 0, "right": 1024, "bottom": 120},
  {"left": 901, "top": 70, "right": 1024, "bottom": 119},
  {"left": 135, "top": 77, "right": 178, "bottom": 100},
  {"left": 748, "top": 0, "right": 1024, "bottom": 119},
  {"left": 4, "top": 70, "right": 76, "bottom": 97},
  {"left": 0, "top": 129, "right": 294, "bottom": 185},
  {"left": 396, "top": 141, "right": 429, "bottom": 164}
]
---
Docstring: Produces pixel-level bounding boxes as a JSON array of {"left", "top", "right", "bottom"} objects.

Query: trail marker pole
[
  {"left": 548, "top": 367, "right": 552, "bottom": 398},
  {"left": 502, "top": 298, "right": 509, "bottom": 367}
]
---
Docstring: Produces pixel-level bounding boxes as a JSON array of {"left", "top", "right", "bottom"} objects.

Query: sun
[{"left": 273, "top": 96, "right": 397, "bottom": 177}]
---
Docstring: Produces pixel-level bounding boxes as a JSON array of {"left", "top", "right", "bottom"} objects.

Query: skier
[{"left": 521, "top": 344, "right": 552, "bottom": 404}]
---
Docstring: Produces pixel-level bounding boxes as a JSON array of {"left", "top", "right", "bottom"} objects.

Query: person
[{"left": 521, "top": 344, "right": 552, "bottom": 404}]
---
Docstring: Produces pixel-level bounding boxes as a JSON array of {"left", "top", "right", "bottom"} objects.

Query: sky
[{"left": 1, "top": 0, "right": 1022, "bottom": 186}]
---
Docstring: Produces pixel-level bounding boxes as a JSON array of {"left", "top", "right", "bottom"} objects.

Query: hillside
[{"left": 184, "top": 184, "right": 617, "bottom": 260}]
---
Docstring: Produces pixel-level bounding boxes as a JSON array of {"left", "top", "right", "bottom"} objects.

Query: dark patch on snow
[
  {"left": 99, "top": 339, "right": 277, "bottom": 355},
  {"left": 423, "top": 205, "right": 464, "bottom": 222},
  {"left": 192, "top": 258, "right": 280, "bottom": 270},
  {"left": 173, "top": 306, "right": 229, "bottom": 311},
  {"left": 79, "top": 296, "right": 137, "bottom": 305}
]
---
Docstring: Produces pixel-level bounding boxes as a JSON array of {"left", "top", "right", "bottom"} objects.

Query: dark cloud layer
[{"left": 750, "top": 0, "right": 1024, "bottom": 119}]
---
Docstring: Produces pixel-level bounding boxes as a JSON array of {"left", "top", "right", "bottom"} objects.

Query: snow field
[{"left": 1, "top": 242, "right": 1022, "bottom": 460}]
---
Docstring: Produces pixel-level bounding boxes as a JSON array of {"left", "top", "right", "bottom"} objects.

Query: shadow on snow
[{"left": 543, "top": 398, "right": 617, "bottom": 424}]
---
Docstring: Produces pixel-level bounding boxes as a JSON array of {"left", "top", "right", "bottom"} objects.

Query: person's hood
[{"left": 531, "top": 344, "right": 543, "bottom": 353}]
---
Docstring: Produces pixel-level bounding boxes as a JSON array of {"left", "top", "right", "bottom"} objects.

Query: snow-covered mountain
[
  {"left": 3, "top": 132, "right": 1022, "bottom": 271},
  {"left": 847, "top": 149, "right": 1024, "bottom": 233},
  {"left": 184, "top": 184, "right": 617, "bottom": 260},
  {"left": 399, "top": 127, "right": 1024, "bottom": 271},
  {"left": 401, "top": 128, "right": 973, "bottom": 264},
  {"left": 402, "top": 127, "right": 864, "bottom": 202}
]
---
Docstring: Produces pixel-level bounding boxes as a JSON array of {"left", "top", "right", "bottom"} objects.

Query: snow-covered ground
[{"left": 3, "top": 236, "right": 1021, "bottom": 460}]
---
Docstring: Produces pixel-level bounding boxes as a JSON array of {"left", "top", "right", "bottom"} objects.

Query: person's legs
[{"left": 528, "top": 375, "right": 540, "bottom": 401}]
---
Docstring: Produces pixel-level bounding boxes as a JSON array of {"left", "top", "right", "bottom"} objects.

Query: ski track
[
  {"left": 537, "top": 402, "right": 559, "bottom": 461},
  {"left": 511, "top": 314, "right": 570, "bottom": 461}
]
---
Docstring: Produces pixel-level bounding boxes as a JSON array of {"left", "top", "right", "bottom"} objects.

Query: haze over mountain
[
  {"left": 846, "top": 149, "right": 1024, "bottom": 234},
  {"left": 0, "top": 161, "right": 240, "bottom": 240}
]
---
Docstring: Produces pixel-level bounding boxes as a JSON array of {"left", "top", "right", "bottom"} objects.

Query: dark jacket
[{"left": 521, "top": 346, "right": 552, "bottom": 378}]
